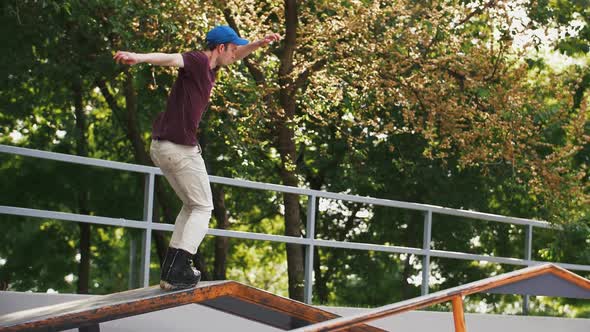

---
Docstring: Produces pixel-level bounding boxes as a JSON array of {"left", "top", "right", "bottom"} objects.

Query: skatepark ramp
[
  {"left": 1, "top": 264, "right": 588, "bottom": 332},
  {"left": 0, "top": 280, "right": 384, "bottom": 332},
  {"left": 293, "top": 263, "right": 590, "bottom": 332}
]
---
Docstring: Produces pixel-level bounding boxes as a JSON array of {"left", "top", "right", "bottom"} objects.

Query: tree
[{"left": 1, "top": 1, "right": 587, "bottom": 315}]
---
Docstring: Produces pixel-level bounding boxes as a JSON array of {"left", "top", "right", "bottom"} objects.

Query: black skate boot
[{"left": 160, "top": 247, "right": 201, "bottom": 290}]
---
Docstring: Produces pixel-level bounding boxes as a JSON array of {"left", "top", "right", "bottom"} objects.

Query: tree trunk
[
  {"left": 302, "top": 129, "right": 345, "bottom": 303},
  {"left": 278, "top": 123, "right": 305, "bottom": 300},
  {"left": 309, "top": 173, "right": 328, "bottom": 303},
  {"left": 122, "top": 71, "right": 182, "bottom": 270},
  {"left": 73, "top": 76, "right": 91, "bottom": 294},
  {"left": 96, "top": 76, "right": 177, "bottom": 268},
  {"left": 212, "top": 185, "right": 230, "bottom": 280},
  {"left": 77, "top": 223, "right": 91, "bottom": 294},
  {"left": 276, "top": 0, "right": 306, "bottom": 302},
  {"left": 151, "top": 195, "right": 167, "bottom": 264},
  {"left": 313, "top": 247, "right": 329, "bottom": 303},
  {"left": 122, "top": 71, "right": 150, "bottom": 165},
  {"left": 222, "top": 0, "right": 307, "bottom": 300}
]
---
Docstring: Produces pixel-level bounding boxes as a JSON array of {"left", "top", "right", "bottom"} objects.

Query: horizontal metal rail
[
  {"left": 0, "top": 144, "right": 552, "bottom": 229},
  {"left": 2, "top": 206, "right": 589, "bottom": 272}
]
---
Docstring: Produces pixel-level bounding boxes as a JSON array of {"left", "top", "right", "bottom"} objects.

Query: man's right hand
[{"left": 113, "top": 51, "right": 141, "bottom": 65}]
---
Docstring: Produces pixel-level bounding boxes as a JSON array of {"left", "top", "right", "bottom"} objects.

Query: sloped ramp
[
  {"left": 0, "top": 280, "right": 384, "bottom": 332},
  {"left": 291, "top": 263, "right": 590, "bottom": 332}
]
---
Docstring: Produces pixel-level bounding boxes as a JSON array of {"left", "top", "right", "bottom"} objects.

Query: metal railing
[{"left": 1, "top": 144, "right": 589, "bottom": 305}]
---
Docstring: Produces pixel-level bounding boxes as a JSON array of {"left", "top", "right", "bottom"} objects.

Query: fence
[{"left": 1, "top": 144, "right": 588, "bottom": 306}]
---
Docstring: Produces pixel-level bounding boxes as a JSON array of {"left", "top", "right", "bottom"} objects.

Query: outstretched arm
[
  {"left": 113, "top": 51, "right": 184, "bottom": 67},
  {"left": 233, "top": 33, "right": 281, "bottom": 63}
]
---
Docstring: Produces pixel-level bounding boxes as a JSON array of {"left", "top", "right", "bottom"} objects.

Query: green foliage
[{"left": 0, "top": 0, "right": 588, "bottom": 318}]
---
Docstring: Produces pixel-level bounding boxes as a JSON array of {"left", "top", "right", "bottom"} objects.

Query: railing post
[
  {"left": 523, "top": 224, "right": 533, "bottom": 314},
  {"left": 141, "top": 173, "right": 155, "bottom": 288},
  {"left": 304, "top": 194, "right": 317, "bottom": 304},
  {"left": 451, "top": 296, "right": 467, "bottom": 332},
  {"left": 421, "top": 210, "right": 432, "bottom": 295}
]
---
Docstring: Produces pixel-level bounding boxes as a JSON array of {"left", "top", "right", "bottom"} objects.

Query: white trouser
[{"left": 150, "top": 140, "right": 213, "bottom": 254}]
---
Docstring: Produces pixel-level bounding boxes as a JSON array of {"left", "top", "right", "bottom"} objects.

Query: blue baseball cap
[{"left": 206, "top": 26, "right": 249, "bottom": 46}]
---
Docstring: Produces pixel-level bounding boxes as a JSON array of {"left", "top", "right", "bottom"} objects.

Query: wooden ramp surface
[
  {"left": 291, "top": 264, "right": 590, "bottom": 332},
  {"left": 0, "top": 280, "right": 384, "bottom": 332}
]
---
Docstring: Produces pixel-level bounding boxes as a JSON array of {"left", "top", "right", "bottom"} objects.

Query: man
[{"left": 114, "top": 26, "right": 280, "bottom": 290}]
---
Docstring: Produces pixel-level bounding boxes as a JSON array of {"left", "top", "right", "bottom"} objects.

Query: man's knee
[{"left": 187, "top": 203, "right": 214, "bottom": 214}]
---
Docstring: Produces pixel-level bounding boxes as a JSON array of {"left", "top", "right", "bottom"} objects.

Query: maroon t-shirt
[{"left": 152, "top": 51, "right": 216, "bottom": 146}]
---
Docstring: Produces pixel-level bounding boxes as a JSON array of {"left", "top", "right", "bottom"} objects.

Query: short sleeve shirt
[{"left": 152, "top": 51, "right": 216, "bottom": 146}]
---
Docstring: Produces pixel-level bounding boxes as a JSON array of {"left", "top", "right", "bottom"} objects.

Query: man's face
[{"left": 217, "top": 43, "right": 238, "bottom": 66}]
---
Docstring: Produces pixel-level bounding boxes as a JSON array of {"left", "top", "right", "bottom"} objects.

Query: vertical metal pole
[
  {"left": 523, "top": 224, "right": 533, "bottom": 315},
  {"left": 421, "top": 210, "right": 432, "bottom": 295},
  {"left": 141, "top": 173, "right": 155, "bottom": 288},
  {"left": 304, "top": 194, "right": 317, "bottom": 304}
]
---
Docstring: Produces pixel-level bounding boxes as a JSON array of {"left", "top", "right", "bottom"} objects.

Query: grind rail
[{"left": 1, "top": 264, "right": 588, "bottom": 331}]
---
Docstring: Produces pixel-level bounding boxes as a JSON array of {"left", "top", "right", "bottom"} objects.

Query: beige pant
[{"left": 150, "top": 140, "right": 213, "bottom": 254}]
